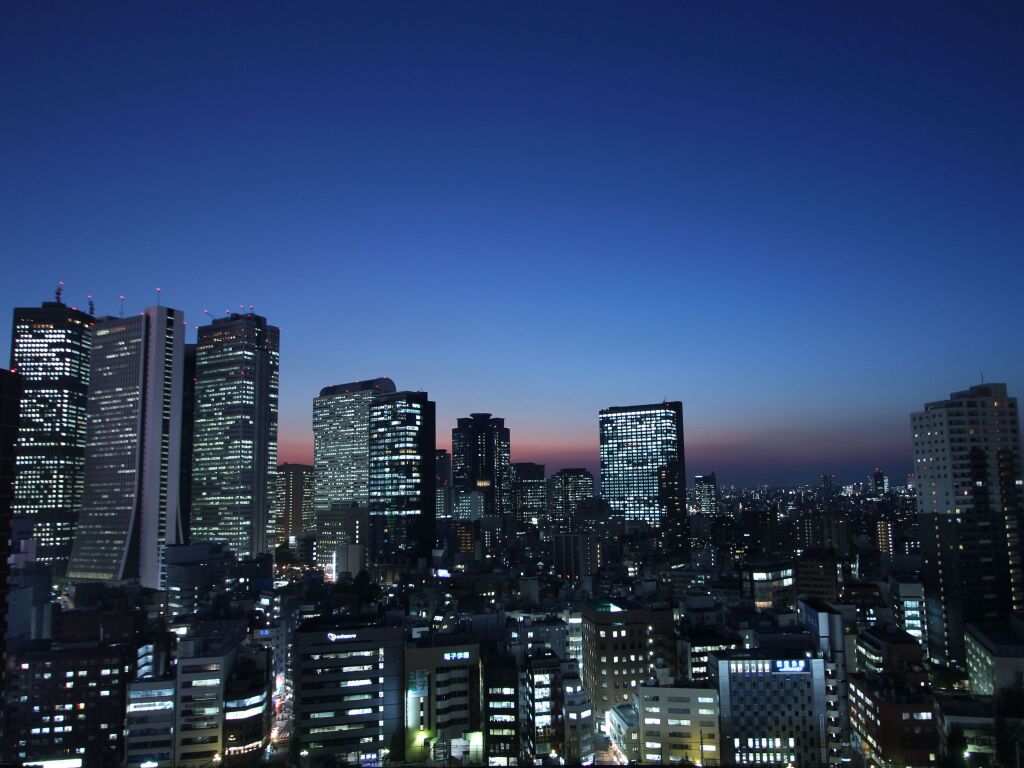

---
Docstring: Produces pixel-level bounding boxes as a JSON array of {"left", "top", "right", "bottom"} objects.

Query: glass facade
[
  {"left": 67, "top": 306, "right": 184, "bottom": 589},
  {"left": 547, "top": 468, "right": 593, "bottom": 534},
  {"left": 451, "top": 413, "right": 512, "bottom": 520},
  {"left": 368, "top": 391, "right": 436, "bottom": 561},
  {"left": 9, "top": 300, "right": 93, "bottom": 576},
  {"left": 599, "top": 402, "right": 684, "bottom": 527},
  {"left": 190, "top": 313, "right": 280, "bottom": 557}
]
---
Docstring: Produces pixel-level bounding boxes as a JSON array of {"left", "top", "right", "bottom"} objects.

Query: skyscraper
[
  {"left": 67, "top": 306, "right": 185, "bottom": 590},
  {"left": 313, "top": 378, "right": 395, "bottom": 566},
  {"left": 512, "top": 461, "right": 546, "bottom": 526},
  {"left": 546, "top": 468, "right": 593, "bottom": 533},
  {"left": 190, "top": 313, "right": 280, "bottom": 557},
  {"left": 912, "top": 383, "right": 1023, "bottom": 665},
  {"left": 451, "top": 413, "right": 512, "bottom": 520},
  {"left": 179, "top": 343, "right": 196, "bottom": 543},
  {"left": 435, "top": 448, "right": 453, "bottom": 520},
  {"left": 695, "top": 472, "right": 718, "bottom": 516},
  {"left": 275, "top": 463, "right": 314, "bottom": 546},
  {"left": 368, "top": 391, "right": 436, "bottom": 561},
  {"left": 0, "top": 368, "right": 23, "bottom": 687},
  {"left": 9, "top": 297, "right": 93, "bottom": 576},
  {"left": 599, "top": 402, "right": 685, "bottom": 528}
]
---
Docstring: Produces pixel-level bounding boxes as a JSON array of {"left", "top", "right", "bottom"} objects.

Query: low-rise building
[{"left": 637, "top": 680, "right": 720, "bottom": 765}]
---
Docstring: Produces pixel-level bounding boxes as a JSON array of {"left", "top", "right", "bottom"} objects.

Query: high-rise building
[
  {"left": 547, "top": 468, "right": 594, "bottom": 534},
  {"left": 599, "top": 402, "right": 685, "bottom": 528},
  {"left": 9, "top": 297, "right": 93, "bottom": 576},
  {"left": 512, "top": 461, "right": 546, "bottom": 526},
  {"left": 871, "top": 467, "right": 889, "bottom": 496},
  {"left": 436, "top": 448, "right": 453, "bottom": 520},
  {"left": 1, "top": 368, "right": 23, "bottom": 690},
  {"left": 179, "top": 343, "right": 196, "bottom": 543},
  {"left": 580, "top": 599, "right": 656, "bottom": 722},
  {"left": 695, "top": 472, "right": 718, "bottom": 516},
  {"left": 190, "top": 313, "right": 280, "bottom": 558},
  {"left": 67, "top": 306, "right": 185, "bottom": 590},
  {"left": 313, "top": 378, "right": 396, "bottom": 566},
  {"left": 452, "top": 413, "right": 512, "bottom": 520},
  {"left": 275, "top": 463, "right": 314, "bottom": 546},
  {"left": 911, "top": 383, "right": 1023, "bottom": 665},
  {"left": 368, "top": 391, "right": 436, "bottom": 562}
]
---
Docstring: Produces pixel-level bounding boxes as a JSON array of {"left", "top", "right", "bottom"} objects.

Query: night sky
[{"left": 2, "top": 2, "right": 1022, "bottom": 485}]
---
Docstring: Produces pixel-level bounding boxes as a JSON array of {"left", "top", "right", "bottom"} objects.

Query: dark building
[
  {"left": 292, "top": 616, "right": 404, "bottom": 765},
  {"left": 695, "top": 471, "right": 718, "bottom": 516},
  {"left": 179, "top": 342, "right": 196, "bottom": 542},
  {"left": 912, "top": 384, "right": 1023, "bottom": 665},
  {"left": 1, "top": 368, "right": 24, "bottom": 695},
  {"left": 552, "top": 533, "right": 602, "bottom": 581},
  {"left": 452, "top": 413, "right": 512, "bottom": 520},
  {"left": 7, "top": 640, "right": 133, "bottom": 767},
  {"left": 546, "top": 468, "right": 593, "bottom": 534},
  {"left": 482, "top": 647, "right": 521, "bottom": 765},
  {"left": 512, "top": 461, "right": 546, "bottom": 525},
  {"left": 275, "top": 463, "right": 314, "bottom": 546},
  {"left": 436, "top": 448, "right": 453, "bottom": 520},
  {"left": 9, "top": 296, "right": 93, "bottom": 576},
  {"left": 796, "top": 548, "right": 841, "bottom": 603},
  {"left": 191, "top": 313, "right": 280, "bottom": 557},
  {"left": 368, "top": 391, "right": 436, "bottom": 562}
]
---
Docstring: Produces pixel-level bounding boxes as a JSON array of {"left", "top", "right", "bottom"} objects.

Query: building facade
[
  {"left": 547, "top": 468, "right": 594, "bottom": 534},
  {"left": 451, "top": 413, "right": 512, "bottom": 521},
  {"left": 67, "top": 306, "right": 185, "bottom": 590},
  {"left": 599, "top": 402, "right": 685, "bottom": 528},
  {"left": 9, "top": 298, "right": 93, "bottom": 576},
  {"left": 368, "top": 391, "right": 436, "bottom": 562},
  {"left": 275, "top": 463, "right": 314, "bottom": 546},
  {"left": 911, "top": 383, "right": 1024, "bottom": 665},
  {"left": 190, "top": 312, "right": 280, "bottom": 557}
]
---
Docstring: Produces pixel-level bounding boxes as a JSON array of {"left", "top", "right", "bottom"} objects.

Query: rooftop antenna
[
  {"left": 980, "top": 370, "right": 985, "bottom": 384},
  {"left": 156, "top": 287, "right": 162, "bottom": 307},
  {"left": 248, "top": 304, "right": 254, "bottom": 314},
  {"left": 203, "top": 308, "right": 213, "bottom": 321},
  {"left": 55, "top": 280, "right": 64, "bottom": 304},
  {"left": 87, "top": 294, "right": 95, "bottom": 316},
  {"left": 119, "top": 295, "right": 126, "bottom": 317}
]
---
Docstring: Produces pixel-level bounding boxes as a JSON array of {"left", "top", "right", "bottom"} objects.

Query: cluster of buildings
[{"left": 1, "top": 288, "right": 1023, "bottom": 768}]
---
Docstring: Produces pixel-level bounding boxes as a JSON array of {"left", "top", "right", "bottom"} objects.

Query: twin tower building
[{"left": 11, "top": 293, "right": 438, "bottom": 592}]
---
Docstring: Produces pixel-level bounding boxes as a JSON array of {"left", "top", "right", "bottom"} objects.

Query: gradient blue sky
[{"left": 2, "top": 2, "right": 1022, "bottom": 484}]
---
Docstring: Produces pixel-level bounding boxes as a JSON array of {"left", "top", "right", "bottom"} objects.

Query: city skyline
[{"left": 3, "top": 3, "right": 1023, "bottom": 485}]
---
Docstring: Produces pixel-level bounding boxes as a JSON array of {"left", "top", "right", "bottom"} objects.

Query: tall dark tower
[
  {"left": 179, "top": 343, "right": 196, "bottom": 543},
  {"left": 190, "top": 313, "right": 280, "bottom": 557},
  {"left": 9, "top": 296, "right": 93, "bottom": 576},
  {"left": 451, "top": 413, "right": 512, "bottom": 520},
  {"left": 0, "top": 368, "right": 24, "bottom": 690},
  {"left": 368, "top": 391, "right": 436, "bottom": 562}
]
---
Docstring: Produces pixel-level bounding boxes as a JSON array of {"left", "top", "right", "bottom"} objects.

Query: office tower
[
  {"left": 275, "top": 463, "right": 314, "bottom": 546},
  {"left": 871, "top": 467, "right": 889, "bottom": 496},
  {"left": 436, "top": 448, "right": 453, "bottom": 519},
  {"left": 179, "top": 343, "right": 196, "bottom": 542},
  {"left": 580, "top": 599, "right": 656, "bottom": 722},
  {"left": 599, "top": 402, "right": 685, "bottom": 528},
  {"left": 165, "top": 542, "right": 231, "bottom": 617},
  {"left": 965, "top": 616, "right": 1024, "bottom": 696},
  {"left": 695, "top": 472, "right": 718, "bottom": 516},
  {"left": 739, "top": 558, "right": 796, "bottom": 610},
  {"left": 174, "top": 622, "right": 271, "bottom": 766},
  {"left": 888, "top": 575, "right": 927, "bottom": 647},
  {"left": 451, "top": 412, "right": 512, "bottom": 519},
  {"left": 800, "top": 599, "right": 856, "bottom": 765},
  {"left": 67, "top": 306, "right": 184, "bottom": 590},
  {"left": 637, "top": 682, "right": 720, "bottom": 765},
  {"left": 547, "top": 468, "right": 594, "bottom": 533},
  {"left": 1, "top": 369, "right": 23, "bottom": 693},
  {"left": 293, "top": 617, "right": 404, "bottom": 765},
  {"left": 368, "top": 391, "right": 436, "bottom": 561},
  {"left": 313, "top": 378, "right": 396, "bottom": 565},
  {"left": 711, "top": 651, "right": 828, "bottom": 767},
  {"left": 795, "top": 548, "right": 841, "bottom": 603},
  {"left": 512, "top": 461, "right": 546, "bottom": 525},
  {"left": 405, "top": 638, "right": 484, "bottom": 763},
  {"left": 9, "top": 297, "right": 93, "bottom": 575},
  {"left": 190, "top": 313, "right": 280, "bottom": 558},
  {"left": 126, "top": 673, "right": 176, "bottom": 768},
  {"left": 6, "top": 641, "right": 133, "bottom": 766},
  {"left": 911, "top": 383, "right": 1023, "bottom": 665},
  {"left": 552, "top": 533, "right": 602, "bottom": 581}
]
